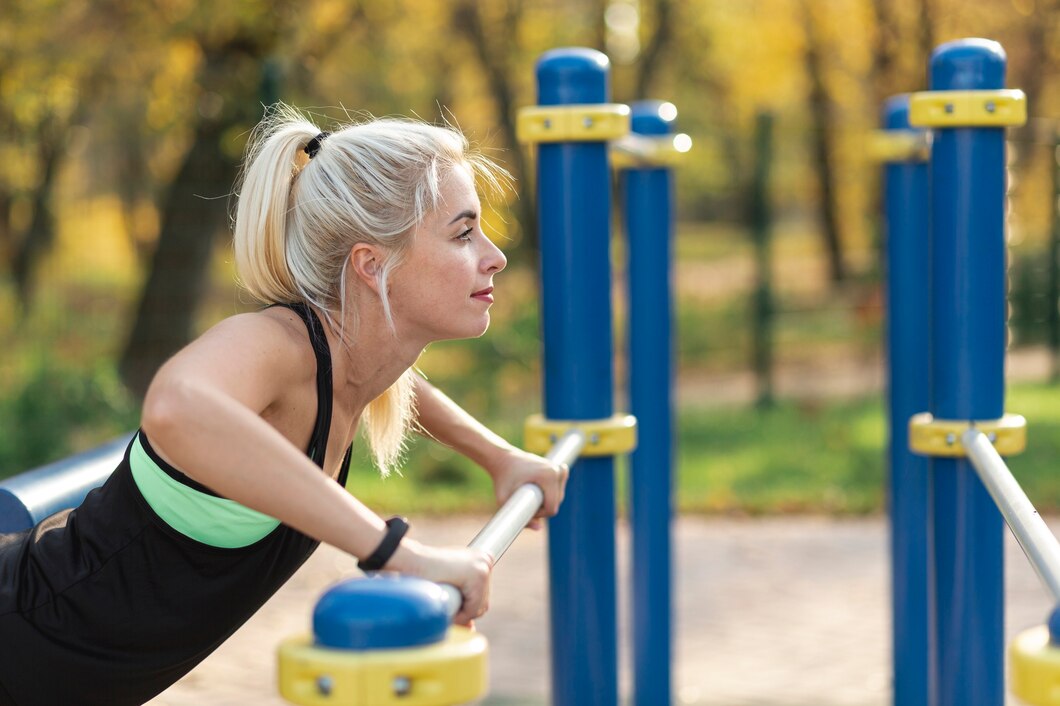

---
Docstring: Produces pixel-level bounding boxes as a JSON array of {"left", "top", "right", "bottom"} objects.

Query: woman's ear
[{"left": 349, "top": 243, "right": 384, "bottom": 292}]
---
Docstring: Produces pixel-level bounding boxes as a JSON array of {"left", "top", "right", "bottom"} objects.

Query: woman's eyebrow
[{"left": 447, "top": 209, "right": 477, "bottom": 226}]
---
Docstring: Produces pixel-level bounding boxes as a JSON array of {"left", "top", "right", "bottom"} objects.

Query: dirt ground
[{"left": 148, "top": 515, "right": 1055, "bottom": 706}]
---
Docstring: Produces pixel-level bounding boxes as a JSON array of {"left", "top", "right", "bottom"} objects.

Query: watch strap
[{"left": 358, "top": 516, "right": 409, "bottom": 572}]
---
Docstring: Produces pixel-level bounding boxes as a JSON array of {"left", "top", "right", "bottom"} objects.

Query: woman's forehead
[{"left": 438, "top": 166, "right": 480, "bottom": 212}]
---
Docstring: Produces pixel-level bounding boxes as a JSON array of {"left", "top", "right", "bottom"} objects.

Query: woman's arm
[
  {"left": 141, "top": 314, "right": 490, "bottom": 623},
  {"left": 412, "top": 375, "right": 569, "bottom": 524}
]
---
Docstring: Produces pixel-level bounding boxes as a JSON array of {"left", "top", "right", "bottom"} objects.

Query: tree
[
  {"left": 119, "top": 8, "right": 288, "bottom": 396},
  {"left": 800, "top": 0, "right": 846, "bottom": 284}
]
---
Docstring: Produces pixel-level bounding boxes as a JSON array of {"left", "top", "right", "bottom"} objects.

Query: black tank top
[{"left": 0, "top": 303, "right": 351, "bottom": 706}]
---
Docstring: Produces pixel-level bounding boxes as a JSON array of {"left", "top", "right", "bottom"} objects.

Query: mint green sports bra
[{"left": 129, "top": 433, "right": 280, "bottom": 548}]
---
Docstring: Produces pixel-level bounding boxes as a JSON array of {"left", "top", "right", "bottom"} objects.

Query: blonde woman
[{"left": 0, "top": 107, "right": 569, "bottom": 706}]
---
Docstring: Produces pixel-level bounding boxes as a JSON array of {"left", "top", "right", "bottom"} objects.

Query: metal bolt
[
  {"left": 945, "top": 433, "right": 956, "bottom": 445},
  {"left": 550, "top": 433, "right": 558, "bottom": 443},
  {"left": 583, "top": 117, "right": 593, "bottom": 128},
  {"left": 316, "top": 675, "right": 333, "bottom": 696},
  {"left": 945, "top": 103, "right": 955, "bottom": 114},
  {"left": 543, "top": 119, "right": 552, "bottom": 129},
  {"left": 393, "top": 676, "right": 412, "bottom": 696},
  {"left": 591, "top": 433, "right": 601, "bottom": 444},
  {"left": 988, "top": 432, "right": 998, "bottom": 442},
  {"left": 985, "top": 101, "right": 996, "bottom": 113}
]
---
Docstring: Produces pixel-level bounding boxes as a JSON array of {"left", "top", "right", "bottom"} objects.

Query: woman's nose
[{"left": 483, "top": 237, "right": 507, "bottom": 273}]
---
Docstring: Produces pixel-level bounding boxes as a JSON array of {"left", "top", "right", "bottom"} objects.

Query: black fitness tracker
[{"left": 357, "top": 516, "right": 410, "bottom": 571}]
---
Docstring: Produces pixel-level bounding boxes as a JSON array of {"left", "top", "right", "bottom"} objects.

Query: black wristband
[{"left": 358, "top": 516, "right": 409, "bottom": 572}]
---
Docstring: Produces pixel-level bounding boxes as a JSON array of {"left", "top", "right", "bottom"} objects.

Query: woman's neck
[{"left": 320, "top": 302, "right": 425, "bottom": 408}]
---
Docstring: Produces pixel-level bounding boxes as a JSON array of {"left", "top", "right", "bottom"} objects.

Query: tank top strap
[{"left": 276, "top": 302, "right": 335, "bottom": 469}]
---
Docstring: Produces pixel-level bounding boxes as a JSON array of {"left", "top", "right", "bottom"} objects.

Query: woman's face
[{"left": 387, "top": 164, "right": 507, "bottom": 342}]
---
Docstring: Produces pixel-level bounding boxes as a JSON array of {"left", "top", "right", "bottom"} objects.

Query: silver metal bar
[
  {"left": 962, "top": 428, "right": 1060, "bottom": 602},
  {"left": 442, "top": 429, "right": 586, "bottom": 618}
]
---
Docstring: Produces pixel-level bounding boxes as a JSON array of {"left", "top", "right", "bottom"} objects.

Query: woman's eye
[{"left": 457, "top": 227, "right": 473, "bottom": 241}]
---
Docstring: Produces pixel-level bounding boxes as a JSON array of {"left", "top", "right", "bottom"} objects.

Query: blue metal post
[
  {"left": 927, "top": 39, "right": 1008, "bottom": 706},
  {"left": 881, "top": 94, "right": 934, "bottom": 706},
  {"left": 621, "top": 100, "right": 674, "bottom": 706},
  {"left": 535, "top": 48, "right": 618, "bottom": 706}
]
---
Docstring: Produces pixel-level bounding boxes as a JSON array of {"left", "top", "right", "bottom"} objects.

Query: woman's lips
[{"left": 471, "top": 286, "right": 494, "bottom": 303}]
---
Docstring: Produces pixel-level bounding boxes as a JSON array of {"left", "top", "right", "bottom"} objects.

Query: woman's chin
[{"left": 426, "top": 318, "right": 492, "bottom": 343}]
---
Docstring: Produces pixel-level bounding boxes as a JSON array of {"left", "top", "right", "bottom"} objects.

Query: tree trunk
[
  {"left": 118, "top": 26, "right": 278, "bottom": 397},
  {"left": 118, "top": 118, "right": 235, "bottom": 396},
  {"left": 917, "top": 0, "right": 936, "bottom": 72},
  {"left": 634, "top": 0, "right": 675, "bottom": 100},
  {"left": 118, "top": 113, "right": 237, "bottom": 397},
  {"left": 801, "top": 0, "right": 846, "bottom": 283},
  {"left": 12, "top": 118, "right": 63, "bottom": 313},
  {"left": 868, "top": 0, "right": 901, "bottom": 107}
]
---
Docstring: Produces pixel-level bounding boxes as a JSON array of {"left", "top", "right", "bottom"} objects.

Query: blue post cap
[
  {"left": 631, "top": 100, "right": 677, "bottom": 136},
  {"left": 536, "top": 47, "right": 610, "bottom": 106},
  {"left": 930, "top": 38, "right": 1007, "bottom": 90},
  {"left": 882, "top": 94, "right": 914, "bottom": 130},
  {"left": 313, "top": 575, "right": 450, "bottom": 650}
]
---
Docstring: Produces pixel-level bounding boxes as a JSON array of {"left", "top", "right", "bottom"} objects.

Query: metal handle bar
[
  {"left": 441, "top": 429, "right": 586, "bottom": 619},
  {"left": 963, "top": 428, "right": 1060, "bottom": 602}
]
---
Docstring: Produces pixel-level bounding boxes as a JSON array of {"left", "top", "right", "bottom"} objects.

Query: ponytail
[{"left": 233, "top": 109, "right": 319, "bottom": 304}]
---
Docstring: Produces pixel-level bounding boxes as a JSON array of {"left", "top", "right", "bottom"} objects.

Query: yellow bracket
[
  {"left": 909, "top": 89, "right": 1027, "bottom": 128},
  {"left": 611, "top": 133, "right": 692, "bottom": 169},
  {"left": 868, "top": 130, "right": 930, "bottom": 163},
  {"left": 278, "top": 626, "right": 487, "bottom": 705},
  {"left": 524, "top": 413, "right": 637, "bottom": 457},
  {"left": 516, "top": 104, "right": 631, "bottom": 144},
  {"left": 1011, "top": 625, "right": 1060, "bottom": 706},
  {"left": 908, "top": 412, "right": 1027, "bottom": 457}
]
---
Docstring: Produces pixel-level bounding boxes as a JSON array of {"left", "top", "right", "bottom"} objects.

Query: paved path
[{"left": 148, "top": 516, "right": 1055, "bottom": 706}]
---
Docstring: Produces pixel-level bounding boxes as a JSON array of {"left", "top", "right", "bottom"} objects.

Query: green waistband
[{"left": 129, "top": 434, "right": 280, "bottom": 549}]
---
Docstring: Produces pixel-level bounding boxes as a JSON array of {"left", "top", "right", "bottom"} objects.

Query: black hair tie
[{"left": 304, "top": 131, "right": 330, "bottom": 158}]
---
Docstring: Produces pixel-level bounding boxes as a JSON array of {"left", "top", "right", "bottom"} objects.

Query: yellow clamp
[
  {"left": 611, "top": 133, "right": 692, "bottom": 169},
  {"left": 517, "top": 104, "right": 631, "bottom": 144},
  {"left": 868, "top": 129, "right": 931, "bottom": 163},
  {"left": 524, "top": 413, "right": 637, "bottom": 457},
  {"left": 278, "top": 627, "right": 488, "bottom": 705},
  {"left": 1011, "top": 625, "right": 1060, "bottom": 706},
  {"left": 908, "top": 412, "right": 1027, "bottom": 457},
  {"left": 909, "top": 89, "right": 1027, "bottom": 128}
]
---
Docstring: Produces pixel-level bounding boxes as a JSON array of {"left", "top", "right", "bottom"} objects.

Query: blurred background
[{"left": 3, "top": 0, "right": 1060, "bottom": 516}]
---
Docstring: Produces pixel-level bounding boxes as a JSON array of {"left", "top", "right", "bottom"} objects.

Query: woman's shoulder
[{"left": 193, "top": 307, "right": 318, "bottom": 372}]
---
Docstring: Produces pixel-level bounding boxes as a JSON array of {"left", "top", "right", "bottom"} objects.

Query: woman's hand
[
  {"left": 487, "top": 448, "right": 570, "bottom": 531},
  {"left": 389, "top": 540, "right": 493, "bottom": 626}
]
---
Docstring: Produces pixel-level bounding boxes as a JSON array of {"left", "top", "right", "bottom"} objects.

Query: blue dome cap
[
  {"left": 930, "top": 38, "right": 1007, "bottom": 90},
  {"left": 630, "top": 100, "right": 676, "bottom": 136},
  {"left": 536, "top": 47, "right": 610, "bottom": 105},
  {"left": 313, "top": 575, "right": 450, "bottom": 650}
]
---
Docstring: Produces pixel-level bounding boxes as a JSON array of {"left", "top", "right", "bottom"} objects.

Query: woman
[{"left": 0, "top": 107, "right": 569, "bottom": 706}]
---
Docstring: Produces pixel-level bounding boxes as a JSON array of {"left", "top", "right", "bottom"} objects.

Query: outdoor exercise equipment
[
  {"left": 0, "top": 435, "right": 129, "bottom": 533},
  {"left": 876, "top": 90, "right": 932, "bottom": 706},
  {"left": 616, "top": 99, "right": 686, "bottom": 706},
  {"left": 277, "top": 430, "right": 586, "bottom": 706},
  {"left": 880, "top": 38, "right": 1060, "bottom": 706}
]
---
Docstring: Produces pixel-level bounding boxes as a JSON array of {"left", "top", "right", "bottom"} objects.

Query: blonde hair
[{"left": 233, "top": 104, "right": 508, "bottom": 475}]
